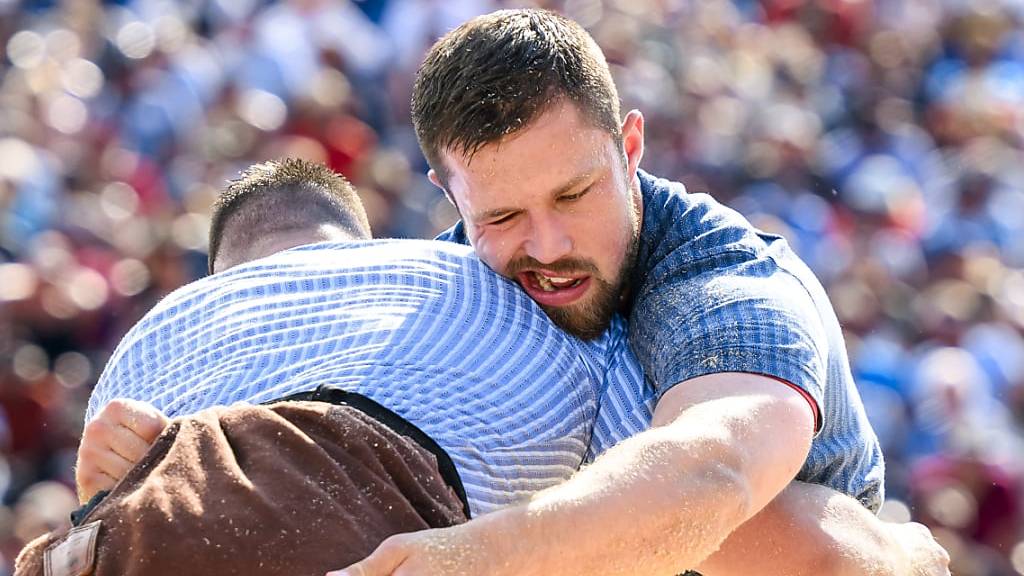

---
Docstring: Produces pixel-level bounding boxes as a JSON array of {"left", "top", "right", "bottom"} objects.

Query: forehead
[{"left": 442, "top": 101, "right": 614, "bottom": 210}]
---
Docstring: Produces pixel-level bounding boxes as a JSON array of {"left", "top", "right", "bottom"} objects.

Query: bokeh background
[{"left": 1, "top": 0, "right": 1023, "bottom": 573}]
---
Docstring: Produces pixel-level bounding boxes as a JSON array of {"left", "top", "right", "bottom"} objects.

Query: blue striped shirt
[
  {"left": 88, "top": 240, "right": 646, "bottom": 516},
  {"left": 438, "top": 170, "right": 885, "bottom": 512}
]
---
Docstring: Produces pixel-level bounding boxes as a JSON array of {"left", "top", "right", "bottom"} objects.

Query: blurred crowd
[{"left": 1, "top": 0, "right": 1023, "bottom": 573}]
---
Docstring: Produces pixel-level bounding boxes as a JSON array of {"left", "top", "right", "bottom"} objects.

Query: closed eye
[
  {"left": 487, "top": 212, "right": 517, "bottom": 226},
  {"left": 559, "top": 187, "right": 591, "bottom": 202}
]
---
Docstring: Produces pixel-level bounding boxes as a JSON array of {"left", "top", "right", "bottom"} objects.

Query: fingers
[
  {"left": 82, "top": 418, "right": 153, "bottom": 463},
  {"left": 103, "top": 398, "right": 169, "bottom": 442},
  {"left": 75, "top": 461, "right": 118, "bottom": 504},
  {"left": 78, "top": 423, "right": 142, "bottom": 479},
  {"left": 75, "top": 429, "right": 130, "bottom": 504},
  {"left": 84, "top": 398, "right": 169, "bottom": 463},
  {"left": 75, "top": 399, "right": 169, "bottom": 503}
]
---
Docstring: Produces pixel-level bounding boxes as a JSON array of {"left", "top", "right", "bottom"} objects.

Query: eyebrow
[{"left": 474, "top": 171, "right": 595, "bottom": 222}]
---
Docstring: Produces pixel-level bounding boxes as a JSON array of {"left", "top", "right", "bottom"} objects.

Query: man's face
[{"left": 436, "top": 100, "right": 644, "bottom": 339}]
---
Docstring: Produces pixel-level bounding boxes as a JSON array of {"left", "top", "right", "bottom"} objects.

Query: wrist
[{"left": 468, "top": 505, "right": 550, "bottom": 576}]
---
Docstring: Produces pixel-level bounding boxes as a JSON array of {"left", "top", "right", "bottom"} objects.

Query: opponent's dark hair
[
  {"left": 207, "top": 158, "right": 370, "bottom": 274},
  {"left": 412, "top": 9, "right": 622, "bottom": 185}
]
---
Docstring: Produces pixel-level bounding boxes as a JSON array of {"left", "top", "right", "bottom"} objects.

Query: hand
[
  {"left": 75, "top": 398, "right": 169, "bottom": 503},
  {"left": 885, "top": 521, "right": 951, "bottom": 576},
  {"left": 326, "top": 516, "right": 525, "bottom": 576}
]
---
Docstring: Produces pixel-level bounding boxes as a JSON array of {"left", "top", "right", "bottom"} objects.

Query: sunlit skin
[{"left": 430, "top": 100, "right": 646, "bottom": 339}]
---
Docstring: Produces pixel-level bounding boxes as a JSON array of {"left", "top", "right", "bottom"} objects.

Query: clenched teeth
[{"left": 534, "top": 272, "right": 582, "bottom": 292}]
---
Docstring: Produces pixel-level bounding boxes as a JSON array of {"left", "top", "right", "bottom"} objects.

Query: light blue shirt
[{"left": 89, "top": 240, "right": 648, "bottom": 516}]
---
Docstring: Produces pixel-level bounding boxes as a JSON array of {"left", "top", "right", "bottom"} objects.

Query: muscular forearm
[
  {"left": 337, "top": 374, "right": 949, "bottom": 576},
  {"left": 476, "top": 393, "right": 809, "bottom": 576},
  {"left": 524, "top": 426, "right": 745, "bottom": 574},
  {"left": 697, "top": 482, "right": 908, "bottom": 576}
]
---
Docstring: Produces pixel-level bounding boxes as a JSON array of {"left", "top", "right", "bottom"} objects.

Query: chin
[{"left": 542, "top": 301, "right": 613, "bottom": 341}]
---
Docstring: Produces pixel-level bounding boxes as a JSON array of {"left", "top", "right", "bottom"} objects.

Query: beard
[
  {"left": 506, "top": 222, "right": 639, "bottom": 341},
  {"left": 539, "top": 272, "right": 622, "bottom": 340},
  {"left": 503, "top": 166, "right": 643, "bottom": 340}
]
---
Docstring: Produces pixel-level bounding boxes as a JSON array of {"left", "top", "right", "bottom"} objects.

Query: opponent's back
[{"left": 90, "top": 239, "right": 623, "bottom": 515}]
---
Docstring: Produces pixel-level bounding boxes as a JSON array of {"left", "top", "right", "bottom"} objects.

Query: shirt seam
[{"left": 657, "top": 346, "right": 825, "bottom": 436}]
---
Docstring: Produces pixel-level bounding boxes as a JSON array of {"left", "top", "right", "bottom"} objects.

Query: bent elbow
[
  {"left": 670, "top": 449, "right": 756, "bottom": 534},
  {"left": 706, "top": 459, "right": 757, "bottom": 525}
]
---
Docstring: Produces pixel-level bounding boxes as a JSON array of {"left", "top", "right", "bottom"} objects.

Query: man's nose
[{"left": 524, "top": 213, "right": 573, "bottom": 264}]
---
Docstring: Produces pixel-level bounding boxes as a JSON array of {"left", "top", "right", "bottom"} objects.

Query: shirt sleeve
[
  {"left": 434, "top": 221, "right": 470, "bottom": 244},
  {"left": 629, "top": 247, "right": 827, "bottom": 432}
]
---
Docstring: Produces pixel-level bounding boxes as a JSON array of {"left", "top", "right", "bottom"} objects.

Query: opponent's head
[
  {"left": 413, "top": 9, "right": 644, "bottom": 339},
  {"left": 208, "top": 158, "right": 371, "bottom": 274}
]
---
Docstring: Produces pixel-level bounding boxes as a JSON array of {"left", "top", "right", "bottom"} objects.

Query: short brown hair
[
  {"left": 412, "top": 9, "right": 622, "bottom": 184},
  {"left": 207, "top": 159, "right": 371, "bottom": 274}
]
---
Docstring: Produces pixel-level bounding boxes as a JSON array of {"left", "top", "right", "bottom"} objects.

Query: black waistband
[{"left": 268, "top": 386, "right": 472, "bottom": 519}]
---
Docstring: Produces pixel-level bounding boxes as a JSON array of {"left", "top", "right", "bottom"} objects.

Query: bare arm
[
  {"left": 698, "top": 481, "right": 950, "bottom": 576},
  {"left": 333, "top": 372, "right": 814, "bottom": 575},
  {"left": 333, "top": 379, "right": 951, "bottom": 576}
]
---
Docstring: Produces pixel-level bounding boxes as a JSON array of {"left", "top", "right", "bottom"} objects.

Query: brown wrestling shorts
[{"left": 16, "top": 391, "right": 469, "bottom": 576}]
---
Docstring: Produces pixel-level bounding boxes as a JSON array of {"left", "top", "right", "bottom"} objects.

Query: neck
[{"left": 217, "top": 224, "right": 359, "bottom": 272}]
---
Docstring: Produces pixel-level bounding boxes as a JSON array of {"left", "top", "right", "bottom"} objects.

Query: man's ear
[
  {"left": 621, "top": 110, "right": 645, "bottom": 177},
  {"left": 427, "top": 169, "right": 456, "bottom": 207}
]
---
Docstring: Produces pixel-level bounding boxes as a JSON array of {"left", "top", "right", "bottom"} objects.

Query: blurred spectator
[{"left": 2, "top": 1, "right": 1024, "bottom": 574}]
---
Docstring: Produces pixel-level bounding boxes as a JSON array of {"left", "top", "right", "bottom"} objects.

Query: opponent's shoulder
[
  {"left": 224, "top": 239, "right": 483, "bottom": 286},
  {"left": 573, "top": 314, "right": 631, "bottom": 369}
]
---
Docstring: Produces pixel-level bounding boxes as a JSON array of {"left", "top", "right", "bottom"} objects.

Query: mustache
[{"left": 505, "top": 256, "right": 599, "bottom": 277}]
